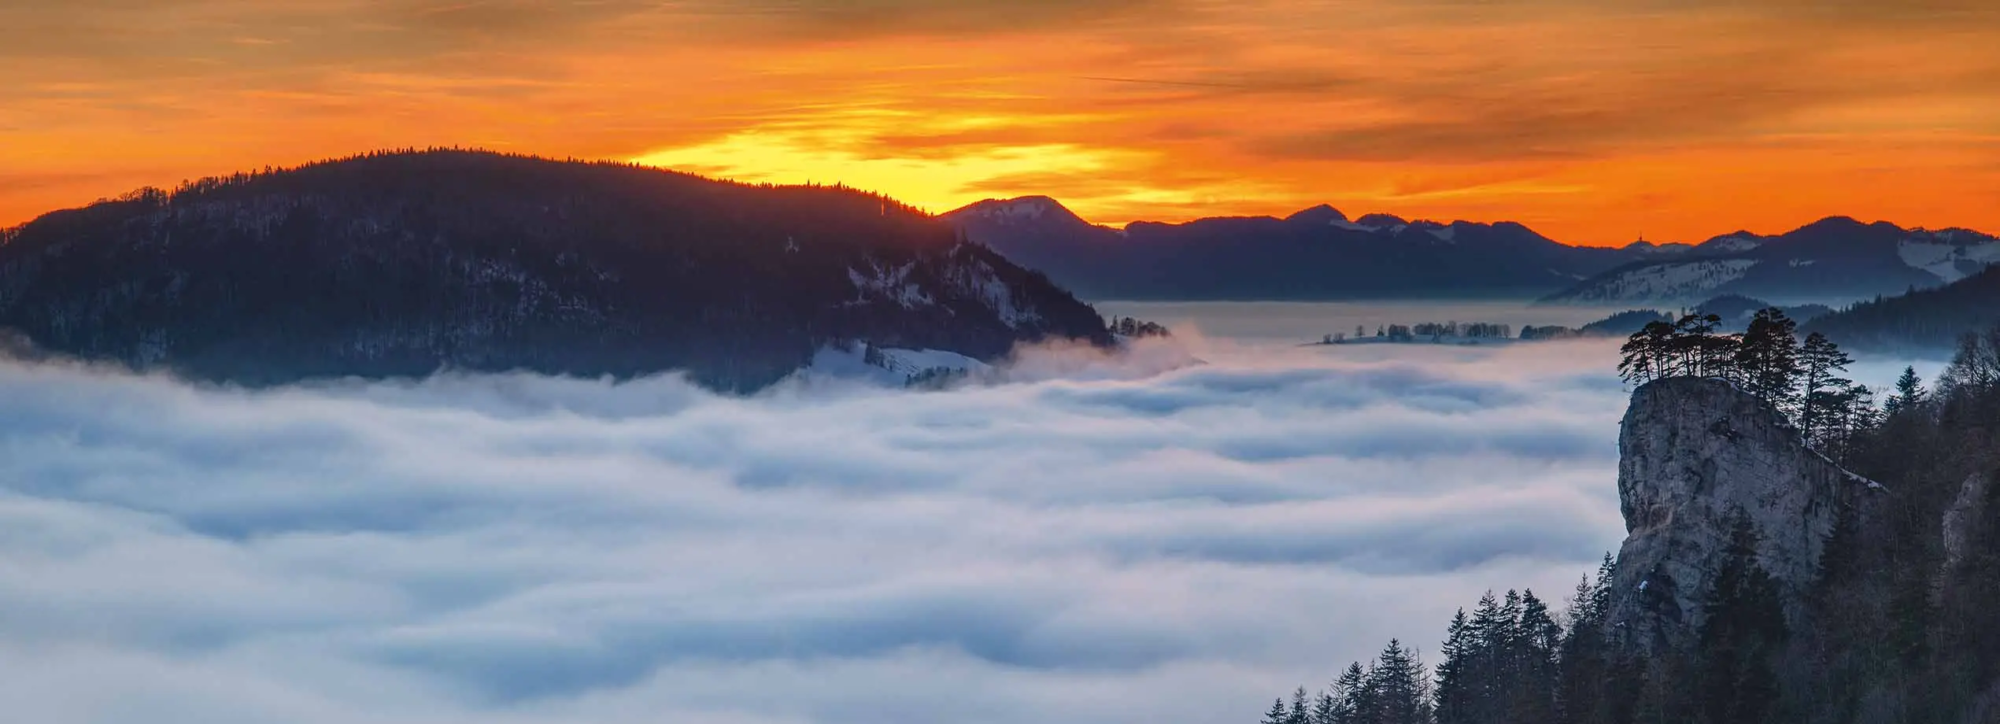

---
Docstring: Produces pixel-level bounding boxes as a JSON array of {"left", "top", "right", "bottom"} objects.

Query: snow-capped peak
[
  {"left": 1698, "top": 233, "right": 1765, "bottom": 254},
  {"left": 953, "top": 196, "right": 1077, "bottom": 225}
]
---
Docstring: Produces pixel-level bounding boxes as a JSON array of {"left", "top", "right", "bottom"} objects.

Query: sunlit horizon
[{"left": 6, "top": 0, "right": 1998, "bottom": 246}]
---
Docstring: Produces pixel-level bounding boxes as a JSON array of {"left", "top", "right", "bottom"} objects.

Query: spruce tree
[
  {"left": 1696, "top": 514, "right": 1787, "bottom": 724},
  {"left": 1367, "top": 640, "right": 1431, "bottom": 724},
  {"left": 1465, "top": 591, "right": 1504, "bottom": 723},
  {"left": 1264, "top": 698, "right": 1292, "bottom": 724},
  {"left": 1667, "top": 313, "right": 1737, "bottom": 379},
  {"left": 1434, "top": 609, "right": 1472, "bottom": 724},
  {"left": 1289, "top": 687, "right": 1312, "bottom": 724},
  {"left": 1557, "top": 578, "right": 1606, "bottom": 724},
  {"left": 1618, "top": 321, "right": 1676, "bottom": 385},
  {"left": 1332, "top": 662, "right": 1368, "bottom": 724},
  {"left": 1511, "top": 590, "right": 1561, "bottom": 723},
  {"left": 1497, "top": 589, "right": 1525, "bottom": 708},
  {"left": 1312, "top": 690, "right": 1340, "bottom": 724},
  {"left": 1631, "top": 656, "right": 1693, "bottom": 724},
  {"left": 1886, "top": 365, "right": 1927, "bottom": 415}
]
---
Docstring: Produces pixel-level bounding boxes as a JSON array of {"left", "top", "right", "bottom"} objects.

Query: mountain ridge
[
  {"left": 944, "top": 196, "right": 1635, "bottom": 300},
  {"left": 944, "top": 195, "right": 1996, "bottom": 302},
  {"left": 1540, "top": 216, "right": 2000, "bottom": 306},
  {"left": 0, "top": 150, "right": 1113, "bottom": 391}
]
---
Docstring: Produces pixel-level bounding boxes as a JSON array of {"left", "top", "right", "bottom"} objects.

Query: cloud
[
  {"left": 6, "top": 0, "right": 2000, "bottom": 243},
  {"left": 0, "top": 330, "right": 1634, "bottom": 723}
]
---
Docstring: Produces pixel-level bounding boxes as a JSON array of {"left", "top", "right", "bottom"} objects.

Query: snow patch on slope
[
  {"left": 1330, "top": 219, "right": 1409, "bottom": 234},
  {"left": 1899, "top": 237, "right": 2000, "bottom": 284},
  {"left": 941, "top": 258, "right": 1041, "bottom": 328},
  {"left": 799, "top": 341, "right": 990, "bottom": 387},
  {"left": 848, "top": 262, "right": 934, "bottom": 309},
  {"left": 1552, "top": 259, "right": 1760, "bottom": 304},
  {"left": 961, "top": 197, "right": 1060, "bottom": 224},
  {"left": 1702, "top": 235, "right": 1764, "bottom": 254}
]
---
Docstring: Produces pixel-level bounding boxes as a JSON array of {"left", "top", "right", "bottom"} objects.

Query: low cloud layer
[{"left": 0, "top": 335, "right": 1634, "bottom": 723}]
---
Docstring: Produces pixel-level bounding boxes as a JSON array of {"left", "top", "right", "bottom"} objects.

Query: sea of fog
[{"left": 0, "top": 302, "right": 1945, "bottom": 723}]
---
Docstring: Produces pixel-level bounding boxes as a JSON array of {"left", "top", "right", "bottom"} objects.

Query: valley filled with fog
[{"left": 0, "top": 302, "right": 1943, "bottom": 723}]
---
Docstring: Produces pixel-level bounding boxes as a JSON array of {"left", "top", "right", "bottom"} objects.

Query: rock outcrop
[
  {"left": 1940, "top": 472, "right": 1992, "bottom": 594},
  {"left": 1606, "top": 377, "right": 1884, "bottom": 650}
]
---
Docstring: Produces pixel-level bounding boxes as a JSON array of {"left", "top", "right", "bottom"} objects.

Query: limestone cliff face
[
  {"left": 1940, "top": 472, "right": 1992, "bottom": 595},
  {"left": 1606, "top": 378, "right": 1883, "bottom": 650}
]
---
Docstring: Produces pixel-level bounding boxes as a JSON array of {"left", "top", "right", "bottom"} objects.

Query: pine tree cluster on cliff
[
  {"left": 1617, "top": 309, "right": 1873, "bottom": 453},
  {"left": 1260, "top": 323, "right": 2000, "bottom": 724}
]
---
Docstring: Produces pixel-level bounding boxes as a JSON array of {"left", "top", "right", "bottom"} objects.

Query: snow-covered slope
[
  {"left": 1544, "top": 259, "right": 1759, "bottom": 305},
  {"left": 798, "top": 341, "right": 991, "bottom": 387},
  {"left": 1543, "top": 218, "right": 2000, "bottom": 305},
  {"left": 1698, "top": 234, "right": 1765, "bottom": 254},
  {"left": 1896, "top": 231, "right": 2000, "bottom": 284}
]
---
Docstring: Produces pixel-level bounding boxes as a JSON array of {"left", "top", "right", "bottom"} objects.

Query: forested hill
[
  {"left": 1257, "top": 315, "right": 2000, "bottom": 724},
  {"left": 1806, "top": 264, "right": 2000, "bottom": 352},
  {"left": 0, "top": 150, "right": 1111, "bottom": 391}
]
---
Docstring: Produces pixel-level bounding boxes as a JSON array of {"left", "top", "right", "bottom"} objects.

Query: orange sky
[{"left": 4, "top": 0, "right": 1998, "bottom": 246}]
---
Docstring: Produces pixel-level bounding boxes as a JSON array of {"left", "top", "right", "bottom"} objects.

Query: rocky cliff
[{"left": 1605, "top": 378, "right": 1885, "bottom": 650}]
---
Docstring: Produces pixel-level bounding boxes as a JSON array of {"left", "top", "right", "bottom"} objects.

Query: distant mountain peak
[
  {"left": 1798, "top": 215, "right": 1869, "bottom": 232},
  {"left": 1696, "top": 232, "right": 1765, "bottom": 254},
  {"left": 1354, "top": 213, "right": 1410, "bottom": 228},
  {"left": 1283, "top": 204, "right": 1348, "bottom": 225},
  {"left": 1626, "top": 239, "right": 1696, "bottom": 255},
  {"left": 945, "top": 196, "right": 1085, "bottom": 226}
]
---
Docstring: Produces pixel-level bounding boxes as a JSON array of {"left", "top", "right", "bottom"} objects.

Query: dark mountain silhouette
[
  {"left": 1541, "top": 216, "right": 2000, "bottom": 306},
  {"left": 944, "top": 197, "right": 1639, "bottom": 300},
  {"left": 1805, "top": 264, "right": 2000, "bottom": 352},
  {"left": 944, "top": 196, "right": 1999, "bottom": 303},
  {"left": 0, "top": 150, "right": 1111, "bottom": 391}
]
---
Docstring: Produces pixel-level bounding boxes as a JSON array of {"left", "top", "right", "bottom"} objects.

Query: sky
[{"left": 4, "top": 1, "right": 1999, "bottom": 245}]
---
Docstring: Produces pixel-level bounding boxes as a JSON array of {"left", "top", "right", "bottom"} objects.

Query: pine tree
[
  {"left": 1667, "top": 313, "right": 1737, "bottom": 379},
  {"left": 1798, "top": 332, "right": 1854, "bottom": 447},
  {"left": 1618, "top": 320, "right": 1677, "bottom": 385},
  {"left": 1734, "top": 308, "right": 1802, "bottom": 417}
]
